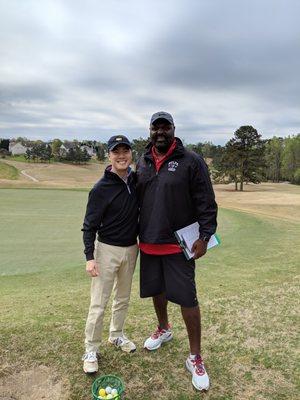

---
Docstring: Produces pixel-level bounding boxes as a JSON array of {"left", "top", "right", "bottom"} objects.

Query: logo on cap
[{"left": 107, "top": 135, "right": 131, "bottom": 151}]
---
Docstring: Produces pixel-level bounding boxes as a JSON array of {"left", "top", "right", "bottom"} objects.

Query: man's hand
[
  {"left": 191, "top": 239, "right": 208, "bottom": 260},
  {"left": 86, "top": 259, "right": 100, "bottom": 277}
]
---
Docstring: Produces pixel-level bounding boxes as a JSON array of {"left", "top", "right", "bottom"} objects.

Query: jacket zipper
[{"left": 126, "top": 182, "right": 131, "bottom": 194}]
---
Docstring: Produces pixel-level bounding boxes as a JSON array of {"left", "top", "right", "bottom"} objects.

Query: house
[
  {"left": 80, "top": 145, "right": 96, "bottom": 157},
  {"left": 59, "top": 142, "right": 75, "bottom": 156},
  {"left": 9, "top": 142, "right": 28, "bottom": 155},
  {"left": 59, "top": 142, "right": 96, "bottom": 157}
]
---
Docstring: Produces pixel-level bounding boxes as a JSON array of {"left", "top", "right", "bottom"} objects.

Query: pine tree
[{"left": 221, "top": 126, "right": 265, "bottom": 191}]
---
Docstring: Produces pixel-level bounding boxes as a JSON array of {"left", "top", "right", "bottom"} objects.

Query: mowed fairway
[{"left": 0, "top": 186, "right": 299, "bottom": 400}]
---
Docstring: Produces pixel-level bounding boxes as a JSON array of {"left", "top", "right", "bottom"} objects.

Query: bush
[
  {"left": 0, "top": 148, "right": 11, "bottom": 158},
  {"left": 293, "top": 168, "right": 300, "bottom": 185}
]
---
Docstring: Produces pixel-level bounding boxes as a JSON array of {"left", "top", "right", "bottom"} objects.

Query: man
[
  {"left": 81, "top": 135, "right": 138, "bottom": 374},
  {"left": 136, "top": 112, "right": 217, "bottom": 391}
]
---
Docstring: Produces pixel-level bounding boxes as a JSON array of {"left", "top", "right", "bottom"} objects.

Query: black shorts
[{"left": 140, "top": 251, "right": 198, "bottom": 308}]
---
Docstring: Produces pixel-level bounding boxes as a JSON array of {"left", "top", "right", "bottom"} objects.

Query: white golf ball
[
  {"left": 111, "top": 388, "right": 118, "bottom": 396},
  {"left": 105, "top": 386, "right": 112, "bottom": 394},
  {"left": 106, "top": 394, "right": 113, "bottom": 399}
]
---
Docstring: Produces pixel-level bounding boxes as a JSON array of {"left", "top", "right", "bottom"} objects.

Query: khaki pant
[{"left": 84, "top": 241, "right": 138, "bottom": 352}]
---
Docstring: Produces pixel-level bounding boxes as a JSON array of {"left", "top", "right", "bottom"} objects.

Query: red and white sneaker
[
  {"left": 186, "top": 354, "right": 210, "bottom": 391},
  {"left": 144, "top": 325, "right": 173, "bottom": 350}
]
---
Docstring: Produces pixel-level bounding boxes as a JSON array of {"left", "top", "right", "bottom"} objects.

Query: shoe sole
[
  {"left": 118, "top": 347, "right": 137, "bottom": 353},
  {"left": 144, "top": 334, "right": 173, "bottom": 351},
  {"left": 83, "top": 367, "right": 98, "bottom": 374},
  {"left": 108, "top": 340, "right": 137, "bottom": 353},
  {"left": 185, "top": 360, "right": 210, "bottom": 391}
]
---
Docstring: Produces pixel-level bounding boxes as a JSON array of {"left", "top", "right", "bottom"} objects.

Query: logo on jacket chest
[{"left": 167, "top": 161, "right": 178, "bottom": 172}]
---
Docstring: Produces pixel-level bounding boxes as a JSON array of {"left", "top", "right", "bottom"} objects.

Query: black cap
[
  {"left": 150, "top": 111, "right": 174, "bottom": 125},
  {"left": 107, "top": 135, "right": 132, "bottom": 151}
]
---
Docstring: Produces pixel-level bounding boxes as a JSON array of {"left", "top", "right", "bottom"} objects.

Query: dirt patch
[
  {"left": 0, "top": 159, "right": 105, "bottom": 188},
  {"left": 0, "top": 366, "right": 70, "bottom": 400},
  {"left": 214, "top": 182, "right": 300, "bottom": 221}
]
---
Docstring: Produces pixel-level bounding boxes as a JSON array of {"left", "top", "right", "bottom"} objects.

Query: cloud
[{"left": 0, "top": 0, "right": 299, "bottom": 143}]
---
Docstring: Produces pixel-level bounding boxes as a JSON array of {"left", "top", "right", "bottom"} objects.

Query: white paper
[{"left": 175, "top": 222, "right": 219, "bottom": 259}]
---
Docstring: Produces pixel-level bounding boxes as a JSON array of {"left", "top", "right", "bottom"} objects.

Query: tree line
[
  {"left": 1, "top": 127, "right": 299, "bottom": 189},
  {"left": 131, "top": 127, "right": 299, "bottom": 190}
]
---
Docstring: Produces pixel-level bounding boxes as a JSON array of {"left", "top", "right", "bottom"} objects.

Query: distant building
[
  {"left": 59, "top": 142, "right": 75, "bottom": 156},
  {"left": 80, "top": 145, "right": 96, "bottom": 157},
  {"left": 59, "top": 142, "right": 96, "bottom": 157},
  {"left": 9, "top": 142, "right": 28, "bottom": 155}
]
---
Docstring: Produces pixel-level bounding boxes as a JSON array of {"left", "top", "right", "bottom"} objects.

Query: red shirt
[{"left": 139, "top": 139, "right": 182, "bottom": 255}]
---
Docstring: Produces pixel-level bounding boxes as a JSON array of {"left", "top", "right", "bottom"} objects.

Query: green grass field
[
  {"left": 0, "top": 161, "right": 19, "bottom": 180},
  {"left": 6, "top": 154, "right": 28, "bottom": 162},
  {"left": 0, "top": 188, "right": 299, "bottom": 399}
]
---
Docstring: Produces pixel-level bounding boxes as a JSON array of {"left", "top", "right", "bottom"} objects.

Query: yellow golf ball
[{"left": 98, "top": 388, "right": 106, "bottom": 397}]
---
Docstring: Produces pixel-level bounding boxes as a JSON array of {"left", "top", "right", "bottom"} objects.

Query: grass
[
  {"left": 0, "top": 161, "right": 19, "bottom": 179},
  {"left": 0, "top": 188, "right": 299, "bottom": 399},
  {"left": 6, "top": 154, "right": 28, "bottom": 162}
]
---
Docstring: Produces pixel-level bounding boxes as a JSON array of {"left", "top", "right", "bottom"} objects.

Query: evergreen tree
[
  {"left": 80, "top": 148, "right": 91, "bottom": 163},
  {"left": 220, "top": 126, "right": 265, "bottom": 191},
  {"left": 51, "top": 139, "right": 63, "bottom": 160},
  {"left": 187, "top": 142, "right": 204, "bottom": 156},
  {"left": 25, "top": 148, "right": 32, "bottom": 162},
  {"left": 0, "top": 139, "right": 9, "bottom": 151},
  {"left": 131, "top": 137, "right": 149, "bottom": 161},
  {"left": 65, "top": 147, "right": 76, "bottom": 163},
  {"left": 96, "top": 143, "right": 106, "bottom": 161},
  {"left": 64, "top": 144, "right": 91, "bottom": 164}
]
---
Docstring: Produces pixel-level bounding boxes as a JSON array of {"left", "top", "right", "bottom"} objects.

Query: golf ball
[
  {"left": 111, "top": 388, "right": 118, "bottom": 396},
  {"left": 98, "top": 388, "right": 106, "bottom": 397},
  {"left": 106, "top": 394, "right": 113, "bottom": 399},
  {"left": 105, "top": 386, "right": 112, "bottom": 394}
]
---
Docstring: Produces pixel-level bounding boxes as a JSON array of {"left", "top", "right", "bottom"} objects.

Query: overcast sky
[{"left": 0, "top": 0, "right": 299, "bottom": 144}]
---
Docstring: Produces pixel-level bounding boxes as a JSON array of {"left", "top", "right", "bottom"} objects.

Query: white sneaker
[
  {"left": 144, "top": 325, "right": 173, "bottom": 350},
  {"left": 186, "top": 354, "right": 210, "bottom": 391},
  {"left": 108, "top": 335, "right": 136, "bottom": 353},
  {"left": 82, "top": 351, "right": 98, "bottom": 374}
]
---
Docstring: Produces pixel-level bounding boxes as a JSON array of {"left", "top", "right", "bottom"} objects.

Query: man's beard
[{"left": 153, "top": 137, "right": 173, "bottom": 154}]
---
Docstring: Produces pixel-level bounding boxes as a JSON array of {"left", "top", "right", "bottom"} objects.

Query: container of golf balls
[{"left": 92, "top": 375, "right": 124, "bottom": 400}]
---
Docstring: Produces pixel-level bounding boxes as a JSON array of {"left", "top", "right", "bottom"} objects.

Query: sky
[{"left": 0, "top": 0, "right": 299, "bottom": 145}]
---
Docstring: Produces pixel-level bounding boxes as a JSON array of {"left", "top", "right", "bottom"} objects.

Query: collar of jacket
[
  {"left": 104, "top": 166, "right": 134, "bottom": 183},
  {"left": 144, "top": 137, "right": 185, "bottom": 162}
]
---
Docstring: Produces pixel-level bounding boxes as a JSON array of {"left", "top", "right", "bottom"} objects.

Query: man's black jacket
[
  {"left": 82, "top": 167, "right": 138, "bottom": 261},
  {"left": 136, "top": 138, "right": 217, "bottom": 244}
]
